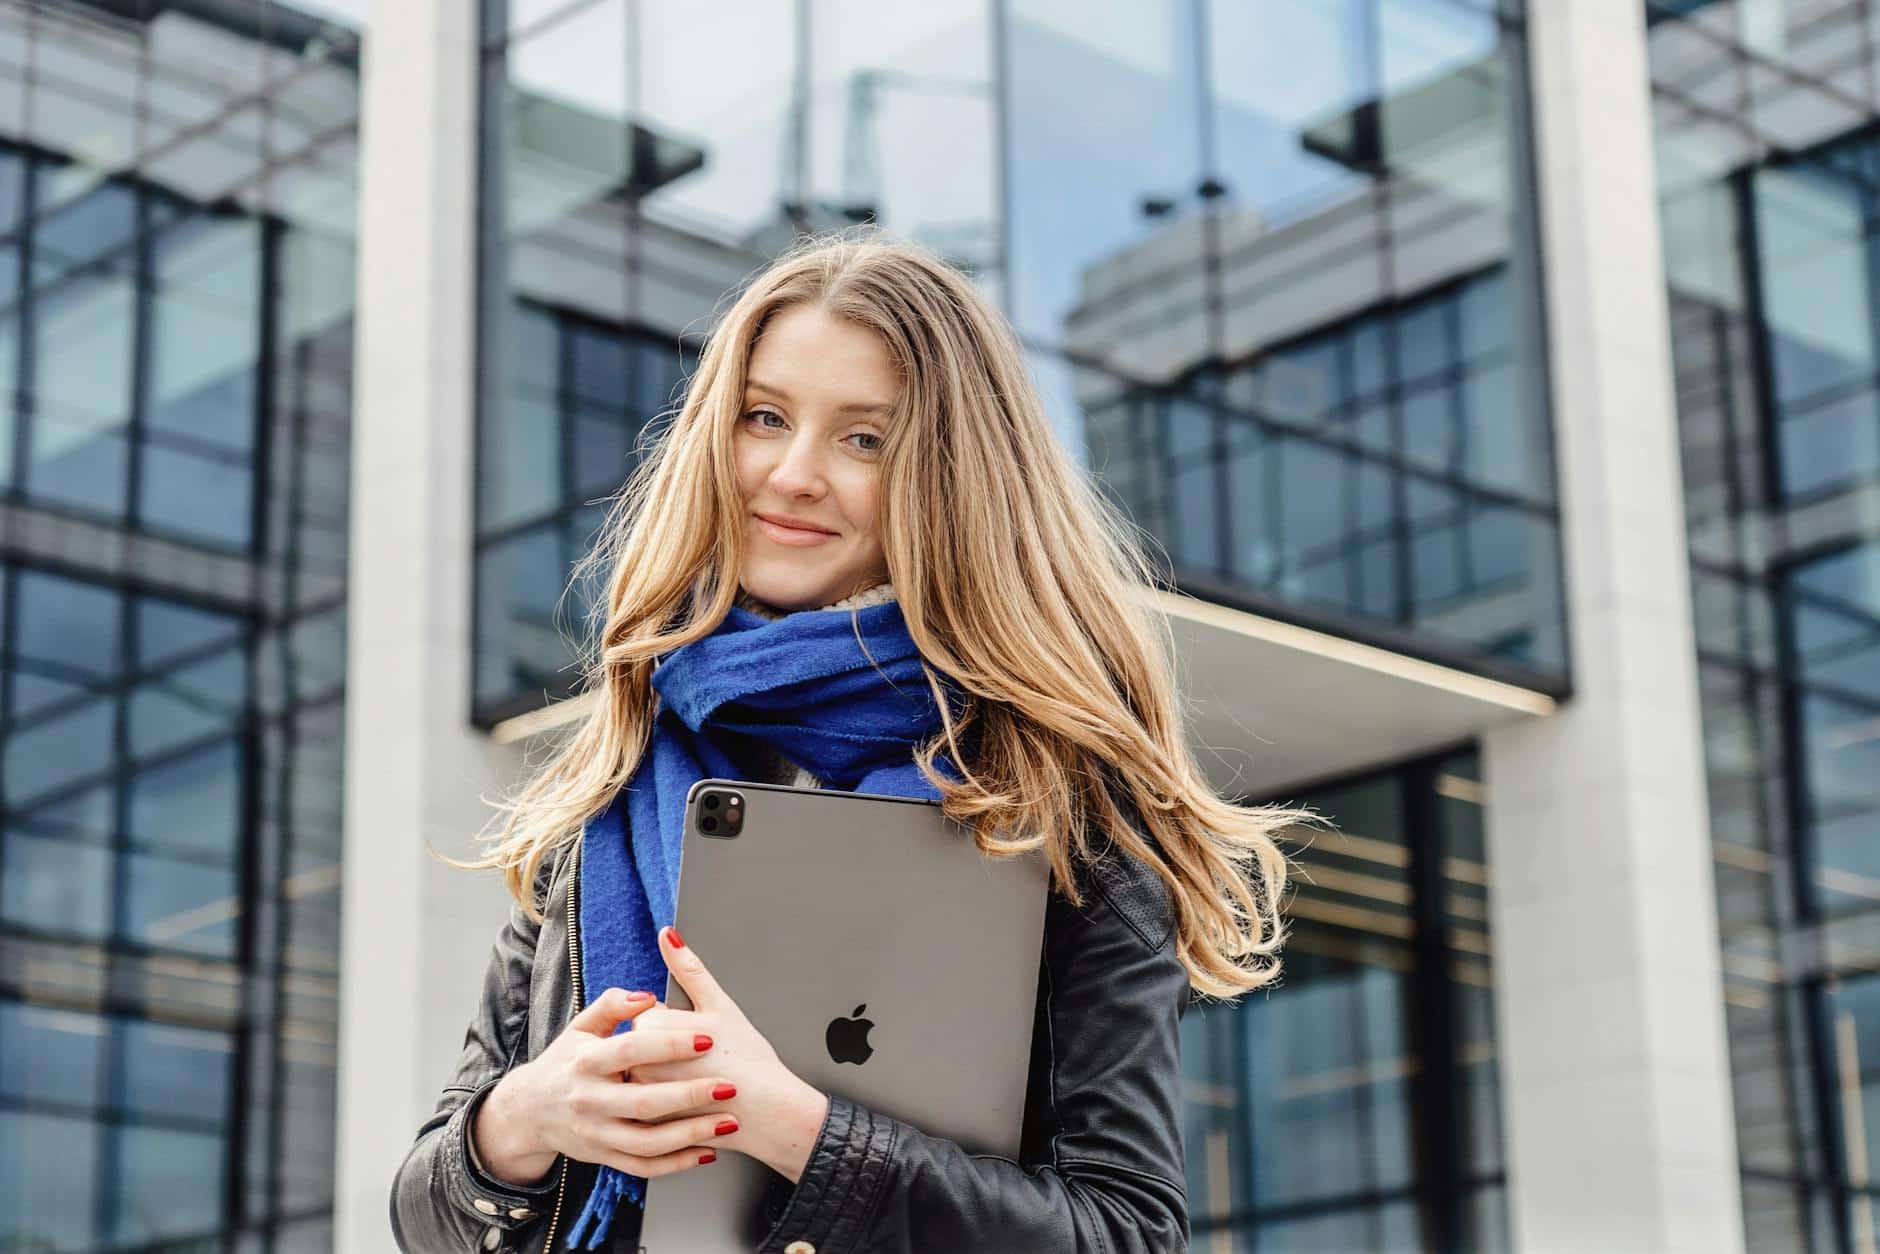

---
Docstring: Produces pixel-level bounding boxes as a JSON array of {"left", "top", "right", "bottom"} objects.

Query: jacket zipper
[{"left": 542, "top": 841, "right": 584, "bottom": 1254}]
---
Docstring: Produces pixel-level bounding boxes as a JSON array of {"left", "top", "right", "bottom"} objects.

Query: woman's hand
[
  {"left": 472, "top": 983, "right": 741, "bottom": 1187},
  {"left": 626, "top": 925, "right": 833, "bottom": 1184}
]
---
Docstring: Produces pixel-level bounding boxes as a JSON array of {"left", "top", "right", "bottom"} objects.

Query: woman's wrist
[
  {"left": 745, "top": 1074, "right": 831, "bottom": 1185},
  {"left": 472, "top": 1068, "right": 558, "bottom": 1187}
]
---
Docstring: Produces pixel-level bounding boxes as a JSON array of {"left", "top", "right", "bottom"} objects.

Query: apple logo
[{"left": 826, "top": 1003, "right": 875, "bottom": 1065}]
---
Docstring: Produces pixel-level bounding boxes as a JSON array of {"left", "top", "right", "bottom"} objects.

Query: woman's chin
[{"left": 740, "top": 575, "right": 832, "bottom": 613}]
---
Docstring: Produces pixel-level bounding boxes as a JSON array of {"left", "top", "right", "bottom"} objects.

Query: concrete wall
[
  {"left": 1479, "top": 4, "right": 1745, "bottom": 1251},
  {"left": 332, "top": 2, "right": 527, "bottom": 1249}
]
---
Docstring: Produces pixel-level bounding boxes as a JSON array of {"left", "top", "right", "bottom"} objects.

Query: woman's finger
[
  {"left": 602, "top": 1109, "right": 740, "bottom": 1161},
  {"left": 595, "top": 1143, "right": 721, "bottom": 1179},
  {"left": 659, "top": 925, "right": 730, "bottom": 1013},
  {"left": 596, "top": 1075, "right": 737, "bottom": 1125},
  {"left": 628, "top": 1002, "right": 712, "bottom": 1034},
  {"left": 566, "top": 987, "right": 657, "bottom": 1039},
  {"left": 590, "top": 1027, "right": 715, "bottom": 1074}
]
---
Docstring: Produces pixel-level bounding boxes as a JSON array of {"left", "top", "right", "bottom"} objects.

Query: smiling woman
[
  {"left": 393, "top": 226, "right": 1313, "bottom": 1254},
  {"left": 734, "top": 305, "right": 899, "bottom": 612}
]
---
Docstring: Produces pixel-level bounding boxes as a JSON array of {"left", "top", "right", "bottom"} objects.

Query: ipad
[{"left": 636, "top": 778, "right": 1051, "bottom": 1252}]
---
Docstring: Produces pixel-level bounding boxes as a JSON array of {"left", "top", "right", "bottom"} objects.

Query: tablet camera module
[{"left": 697, "top": 788, "right": 744, "bottom": 838}]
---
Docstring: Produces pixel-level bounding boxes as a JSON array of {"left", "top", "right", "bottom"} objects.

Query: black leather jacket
[{"left": 390, "top": 808, "right": 1193, "bottom": 1253}]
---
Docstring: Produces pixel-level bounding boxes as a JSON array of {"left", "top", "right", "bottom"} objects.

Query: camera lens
[
  {"left": 704, "top": 794, "right": 720, "bottom": 809},
  {"left": 701, "top": 816, "right": 718, "bottom": 832}
]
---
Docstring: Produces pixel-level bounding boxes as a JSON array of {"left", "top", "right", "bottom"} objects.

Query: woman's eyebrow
[{"left": 746, "top": 378, "right": 894, "bottom": 416}]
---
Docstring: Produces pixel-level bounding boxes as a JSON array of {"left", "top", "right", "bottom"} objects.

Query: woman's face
[{"left": 733, "top": 304, "right": 899, "bottom": 612}]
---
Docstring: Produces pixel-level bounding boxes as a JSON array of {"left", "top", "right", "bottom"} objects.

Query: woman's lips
[{"left": 754, "top": 514, "right": 837, "bottom": 546}]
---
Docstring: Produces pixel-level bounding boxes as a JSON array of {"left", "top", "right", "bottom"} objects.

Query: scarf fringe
[{"left": 563, "top": 1166, "right": 639, "bottom": 1250}]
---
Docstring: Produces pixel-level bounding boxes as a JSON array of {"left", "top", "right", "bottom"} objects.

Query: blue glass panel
[
  {"left": 0, "top": 1001, "right": 106, "bottom": 1107},
  {"left": 0, "top": 831, "right": 110, "bottom": 938},
  {"left": 138, "top": 599, "right": 243, "bottom": 670},
  {"left": 475, "top": 522, "right": 574, "bottom": 712},
  {"left": 138, "top": 442, "right": 254, "bottom": 549},
  {"left": 13, "top": 782, "right": 113, "bottom": 842},
  {"left": 110, "top": 1124, "right": 225, "bottom": 1246},
  {"left": 1173, "top": 457, "right": 1221, "bottom": 573},
  {"left": 128, "top": 649, "right": 247, "bottom": 758},
  {"left": 573, "top": 406, "right": 633, "bottom": 501},
  {"left": 570, "top": 324, "right": 629, "bottom": 406},
  {"left": 17, "top": 570, "right": 121, "bottom": 684},
  {"left": 0, "top": 1111, "right": 102, "bottom": 1252},
  {"left": 124, "top": 852, "right": 238, "bottom": 956},
  {"left": 128, "top": 739, "right": 242, "bottom": 860},
  {"left": 120, "top": 1018, "right": 233, "bottom": 1126},
  {"left": 6, "top": 698, "right": 115, "bottom": 803},
  {"left": 146, "top": 214, "right": 261, "bottom": 452},
  {"left": 30, "top": 267, "right": 134, "bottom": 518}
]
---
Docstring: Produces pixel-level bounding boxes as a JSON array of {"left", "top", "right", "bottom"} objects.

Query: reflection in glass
[
  {"left": 1652, "top": 4, "right": 1880, "bottom": 1244},
  {"left": 1785, "top": 543, "right": 1880, "bottom": 921},
  {"left": 1753, "top": 133, "right": 1880, "bottom": 503},
  {"left": 476, "top": 1, "right": 1000, "bottom": 723},
  {"left": 1075, "top": 272, "right": 1564, "bottom": 678},
  {"left": 1181, "top": 749, "right": 1505, "bottom": 1250},
  {"left": 0, "top": 4, "right": 361, "bottom": 1244}
]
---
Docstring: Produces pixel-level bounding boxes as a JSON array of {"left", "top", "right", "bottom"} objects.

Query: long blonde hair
[{"left": 461, "top": 227, "right": 1314, "bottom": 1000}]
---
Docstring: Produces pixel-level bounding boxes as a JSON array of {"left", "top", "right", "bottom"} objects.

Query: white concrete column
[
  {"left": 333, "top": 4, "right": 525, "bottom": 1250},
  {"left": 1479, "top": 5, "right": 1745, "bottom": 1253}
]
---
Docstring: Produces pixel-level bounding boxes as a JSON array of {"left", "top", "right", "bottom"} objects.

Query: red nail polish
[
  {"left": 712, "top": 1083, "right": 737, "bottom": 1101},
  {"left": 665, "top": 926, "right": 686, "bottom": 949},
  {"left": 694, "top": 1033, "right": 713, "bottom": 1052},
  {"left": 714, "top": 1118, "right": 738, "bottom": 1136},
  {"left": 699, "top": 1151, "right": 717, "bottom": 1165}
]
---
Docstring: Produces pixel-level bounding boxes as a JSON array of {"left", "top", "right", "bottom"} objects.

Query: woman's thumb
[{"left": 570, "top": 987, "right": 655, "bottom": 1036}]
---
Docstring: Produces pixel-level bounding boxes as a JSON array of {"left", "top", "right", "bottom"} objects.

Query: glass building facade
[
  {"left": 1650, "top": 1, "right": 1880, "bottom": 1248},
  {"left": 0, "top": 2, "right": 360, "bottom": 1249},
  {"left": 28, "top": 0, "right": 1861, "bottom": 1248},
  {"left": 472, "top": 0, "right": 1565, "bottom": 727},
  {"left": 474, "top": 2, "right": 1528, "bottom": 1249},
  {"left": 1181, "top": 748, "right": 1505, "bottom": 1250}
]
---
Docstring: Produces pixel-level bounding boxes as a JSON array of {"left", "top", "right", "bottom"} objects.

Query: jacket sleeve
[
  {"left": 389, "top": 854, "right": 565, "bottom": 1254},
  {"left": 754, "top": 839, "right": 1193, "bottom": 1254}
]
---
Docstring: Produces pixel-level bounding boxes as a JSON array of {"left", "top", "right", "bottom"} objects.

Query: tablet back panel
[{"left": 636, "top": 778, "right": 1050, "bottom": 1252}]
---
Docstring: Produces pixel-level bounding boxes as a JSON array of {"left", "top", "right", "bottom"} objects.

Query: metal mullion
[
  {"left": 557, "top": 315, "right": 580, "bottom": 658},
  {"left": 1231, "top": 979, "right": 1260, "bottom": 1254},
  {"left": 97, "top": 581, "right": 134, "bottom": 1246},
  {"left": 258, "top": 281, "right": 317, "bottom": 1251},
  {"left": 1771, "top": 545, "right": 1858, "bottom": 1246},
  {"left": 0, "top": 565, "right": 12, "bottom": 920},
  {"left": 1404, "top": 756, "right": 1465, "bottom": 1251},
  {"left": 227, "top": 58, "right": 270, "bottom": 1229},
  {"left": 14, "top": 147, "right": 37, "bottom": 502},
  {"left": 124, "top": 186, "right": 154, "bottom": 532},
  {"left": 472, "top": 4, "right": 512, "bottom": 727},
  {"left": 1335, "top": 333, "right": 1366, "bottom": 615},
  {"left": 1443, "top": 297, "right": 1478, "bottom": 604},
  {"left": 1383, "top": 317, "right": 1414, "bottom": 634}
]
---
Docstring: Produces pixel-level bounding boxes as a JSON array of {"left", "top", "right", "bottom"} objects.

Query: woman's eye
[
  {"left": 745, "top": 409, "right": 785, "bottom": 430},
  {"left": 850, "top": 432, "right": 883, "bottom": 454}
]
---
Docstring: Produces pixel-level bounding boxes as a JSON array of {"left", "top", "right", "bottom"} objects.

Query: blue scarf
[{"left": 563, "top": 596, "right": 966, "bottom": 1250}]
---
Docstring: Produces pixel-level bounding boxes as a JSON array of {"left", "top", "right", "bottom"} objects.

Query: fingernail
[
  {"left": 714, "top": 1118, "right": 739, "bottom": 1136},
  {"left": 626, "top": 990, "right": 654, "bottom": 1002},
  {"left": 699, "top": 1151, "right": 717, "bottom": 1165},
  {"left": 693, "top": 1033, "right": 713, "bottom": 1052},
  {"left": 665, "top": 926, "right": 686, "bottom": 949},
  {"left": 712, "top": 1083, "right": 737, "bottom": 1100}
]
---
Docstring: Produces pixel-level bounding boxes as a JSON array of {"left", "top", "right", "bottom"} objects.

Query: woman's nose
[{"left": 768, "top": 436, "right": 826, "bottom": 495}]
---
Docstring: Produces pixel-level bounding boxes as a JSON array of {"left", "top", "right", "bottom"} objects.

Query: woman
[{"left": 389, "top": 229, "right": 1306, "bottom": 1253}]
